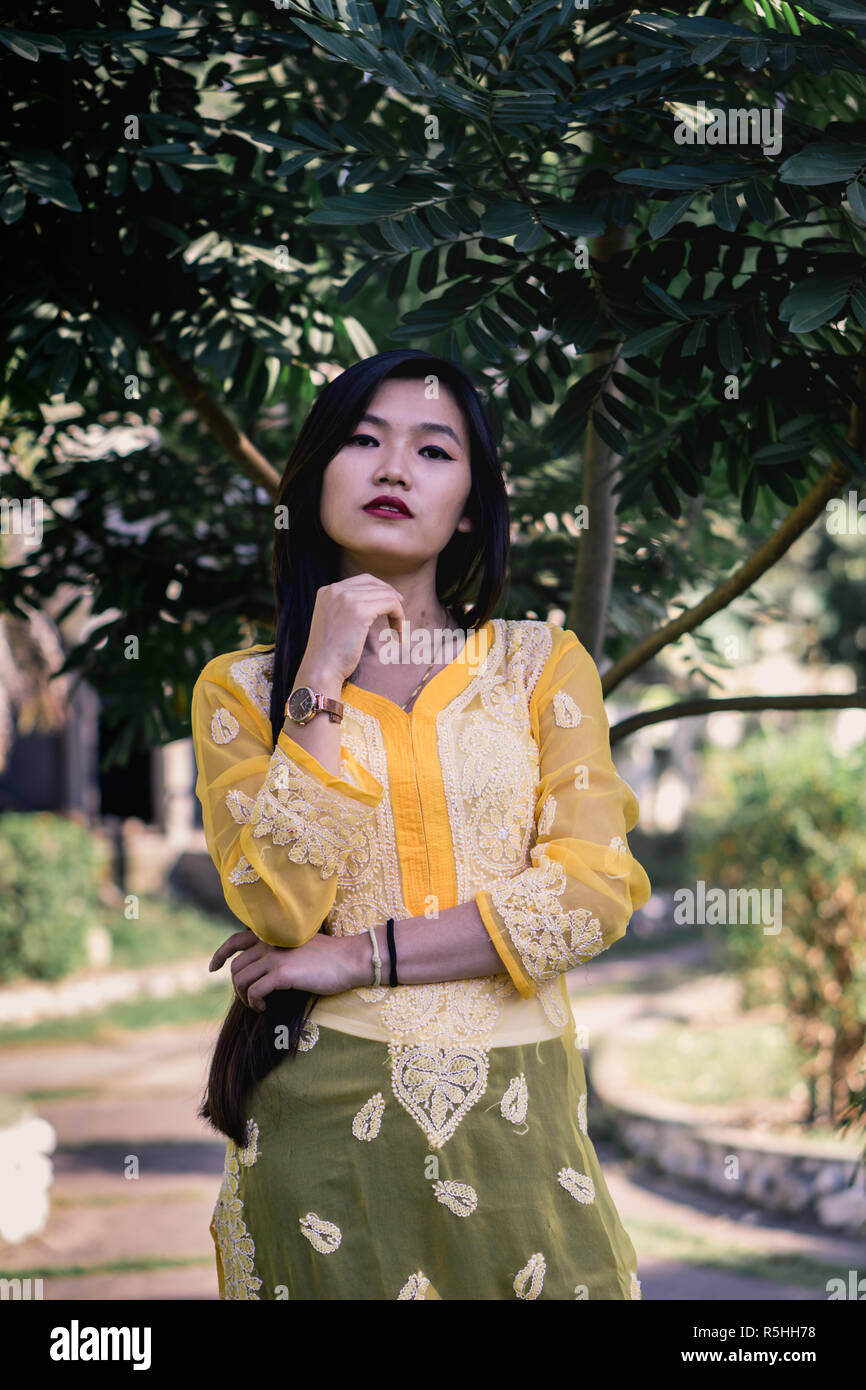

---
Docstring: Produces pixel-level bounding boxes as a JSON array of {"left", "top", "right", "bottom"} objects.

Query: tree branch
[
  {"left": 609, "top": 691, "right": 866, "bottom": 748},
  {"left": 601, "top": 344, "right": 866, "bottom": 696},
  {"left": 152, "top": 340, "right": 282, "bottom": 499}
]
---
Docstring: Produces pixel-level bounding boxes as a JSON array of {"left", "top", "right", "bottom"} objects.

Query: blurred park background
[{"left": 0, "top": 0, "right": 865, "bottom": 1300}]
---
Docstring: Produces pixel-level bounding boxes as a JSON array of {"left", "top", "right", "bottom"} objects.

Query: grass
[
  {"left": 627, "top": 1214, "right": 852, "bottom": 1293},
  {"left": 0, "top": 979, "right": 234, "bottom": 1048},
  {"left": 100, "top": 890, "right": 237, "bottom": 969},
  {"left": 616, "top": 1017, "right": 808, "bottom": 1108}
]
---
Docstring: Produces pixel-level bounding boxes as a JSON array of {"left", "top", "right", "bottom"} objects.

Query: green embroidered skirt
[{"left": 209, "top": 1018, "right": 642, "bottom": 1301}]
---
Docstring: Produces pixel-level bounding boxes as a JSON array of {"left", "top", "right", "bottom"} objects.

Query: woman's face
[{"left": 320, "top": 375, "right": 473, "bottom": 581}]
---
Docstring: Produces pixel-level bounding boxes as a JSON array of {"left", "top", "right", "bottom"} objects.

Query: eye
[
  {"left": 420, "top": 445, "right": 453, "bottom": 459},
  {"left": 346, "top": 433, "right": 378, "bottom": 447}
]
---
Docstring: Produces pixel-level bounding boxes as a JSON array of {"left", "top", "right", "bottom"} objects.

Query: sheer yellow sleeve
[
  {"left": 191, "top": 658, "right": 384, "bottom": 948},
  {"left": 474, "top": 628, "right": 651, "bottom": 999}
]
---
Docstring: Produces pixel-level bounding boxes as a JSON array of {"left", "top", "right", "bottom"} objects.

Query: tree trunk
[{"left": 568, "top": 222, "right": 629, "bottom": 662}]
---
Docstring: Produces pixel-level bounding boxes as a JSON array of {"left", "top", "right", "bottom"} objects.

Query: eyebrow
[{"left": 359, "top": 412, "right": 462, "bottom": 448}]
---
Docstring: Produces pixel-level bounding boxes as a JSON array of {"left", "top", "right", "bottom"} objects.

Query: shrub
[
  {"left": 688, "top": 722, "right": 866, "bottom": 1131},
  {"left": 0, "top": 812, "right": 108, "bottom": 982}
]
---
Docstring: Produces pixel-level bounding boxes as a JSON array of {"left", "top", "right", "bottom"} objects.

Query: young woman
[{"left": 191, "top": 347, "right": 652, "bottom": 1300}]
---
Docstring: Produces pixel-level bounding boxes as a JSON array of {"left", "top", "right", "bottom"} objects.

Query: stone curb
[
  {"left": 589, "top": 1028, "right": 866, "bottom": 1237},
  {"left": 0, "top": 957, "right": 223, "bottom": 1028}
]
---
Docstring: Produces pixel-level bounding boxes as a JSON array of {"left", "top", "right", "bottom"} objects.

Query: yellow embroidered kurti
[{"left": 192, "top": 618, "right": 652, "bottom": 1300}]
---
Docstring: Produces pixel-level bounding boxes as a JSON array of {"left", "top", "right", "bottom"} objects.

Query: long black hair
[{"left": 199, "top": 349, "right": 511, "bottom": 1145}]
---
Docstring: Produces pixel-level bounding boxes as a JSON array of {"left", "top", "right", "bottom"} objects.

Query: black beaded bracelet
[{"left": 386, "top": 917, "right": 398, "bottom": 987}]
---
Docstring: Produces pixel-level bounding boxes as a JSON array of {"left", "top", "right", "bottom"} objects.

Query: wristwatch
[{"left": 285, "top": 686, "right": 344, "bottom": 725}]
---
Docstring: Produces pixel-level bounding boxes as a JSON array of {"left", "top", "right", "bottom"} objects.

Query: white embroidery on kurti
[
  {"left": 432, "top": 1179, "right": 477, "bottom": 1216},
  {"left": 352, "top": 1092, "right": 384, "bottom": 1141},
  {"left": 297, "top": 1019, "right": 319, "bottom": 1051},
  {"left": 229, "top": 653, "right": 274, "bottom": 720},
  {"left": 553, "top": 690, "right": 582, "bottom": 727},
  {"left": 211, "top": 707, "right": 240, "bottom": 744},
  {"left": 537, "top": 978, "right": 571, "bottom": 1030},
  {"left": 238, "top": 1117, "right": 259, "bottom": 1166},
  {"left": 630, "top": 1271, "right": 642, "bottom": 1299},
  {"left": 212, "top": 1141, "right": 262, "bottom": 1300},
  {"left": 249, "top": 741, "right": 376, "bottom": 880},
  {"left": 227, "top": 854, "right": 260, "bottom": 885},
  {"left": 299, "top": 1212, "right": 342, "bottom": 1253},
  {"left": 398, "top": 1271, "right": 431, "bottom": 1299},
  {"left": 501, "top": 1074, "right": 528, "bottom": 1125},
  {"left": 225, "top": 787, "right": 254, "bottom": 824},
  {"left": 604, "top": 835, "right": 629, "bottom": 877},
  {"left": 577, "top": 1092, "right": 588, "bottom": 1135},
  {"left": 388, "top": 1041, "right": 489, "bottom": 1150},
  {"left": 514, "top": 1253, "right": 546, "bottom": 1299},
  {"left": 557, "top": 1167, "right": 596, "bottom": 1203},
  {"left": 538, "top": 795, "right": 556, "bottom": 837},
  {"left": 486, "top": 854, "right": 605, "bottom": 986}
]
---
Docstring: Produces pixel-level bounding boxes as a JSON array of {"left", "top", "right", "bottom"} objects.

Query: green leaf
[
  {"left": 536, "top": 203, "right": 606, "bottom": 238},
  {"left": 765, "top": 469, "right": 799, "bottom": 505},
  {"left": 183, "top": 230, "right": 220, "bottom": 264},
  {"left": 716, "top": 315, "right": 743, "bottom": 371},
  {"left": 789, "top": 296, "right": 849, "bottom": 334},
  {"left": 132, "top": 159, "right": 153, "bottom": 191},
  {"left": 849, "top": 282, "right": 866, "bottom": 329},
  {"left": 0, "top": 186, "right": 25, "bottom": 224},
  {"left": 648, "top": 191, "right": 695, "bottom": 239},
  {"left": 616, "top": 375, "right": 652, "bottom": 407},
  {"left": 846, "top": 179, "right": 866, "bottom": 222},
  {"left": 546, "top": 340, "right": 571, "bottom": 380},
  {"left": 621, "top": 324, "right": 680, "bottom": 358},
  {"left": 402, "top": 211, "right": 435, "bottom": 250},
  {"left": 741, "top": 467, "right": 759, "bottom": 522},
  {"left": 831, "top": 434, "right": 866, "bottom": 479},
  {"left": 387, "top": 254, "right": 411, "bottom": 301},
  {"left": 743, "top": 178, "right": 777, "bottom": 226},
  {"left": 614, "top": 164, "right": 742, "bottom": 189},
  {"left": 651, "top": 470, "right": 681, "bottom": 518},
  {"left": 480, "top": 201, "right": 535, "bottom": 239},
  {"left": 602, "top": 391, "right": 644, "bottom": 435},
  {"left": 337, "top": 258, "right": 379, "bottom": 304},
  {"left": 525, "top": 357, "right": 555, "bottom": 404},
  {"left": 779, "top": 143, "right": 866, "bottom": 186},
  {"left": 497, "top": 292, "right": 537, "bottom": 331},
  {"left": 592, "top": 411, "right": 628, "bottom": 455},
  {"left": 308, "top": 189, "right": 420, "bottom": 225},
  {"left": 644, "top": 281, "right": 691, "bottom": 322},
  {"left": 465, "top": 317, "right": 502, "bottom": 364},
  {"left": 157, "top": 163, "right": 183, "bottom": 193},
  {"left": 711, "top": 184, "right": 742, "bottom": 232},
  {"left": 417, "top": 246, "right": 440, "bottom": 294},
  {"left": 692, "top": 38, "right": 729, "bottom": 61},
  {"left": 0, "top": 30, "right": 40, "bottom": 60},
  {"left": 681, "top": 319, "right": 708, "bottom": 356},
  {"left": 751, "top": 439, "right": 813, "bottom": 466},
  {"left": 423, "top": 203, "right": 461, "bottom": 239},
  {"left": 480, "top": 304, "right": 519, "bottom": 348},
  {"left": 507, "top": 374, "right": 533, "bottom": 422}
]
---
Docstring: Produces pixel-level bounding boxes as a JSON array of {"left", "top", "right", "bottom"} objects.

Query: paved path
[{"left": 0, "top": 943, "right": 860, "bottom": 1300}]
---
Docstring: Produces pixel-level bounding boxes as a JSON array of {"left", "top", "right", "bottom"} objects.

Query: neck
[{"left": 362, "top": 600, "right": 454, "bottom": 658}]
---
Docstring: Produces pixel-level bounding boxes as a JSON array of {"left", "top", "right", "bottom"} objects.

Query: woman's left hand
[{"left": 208, "top": 929, "right": 362, "bottom": 1010}]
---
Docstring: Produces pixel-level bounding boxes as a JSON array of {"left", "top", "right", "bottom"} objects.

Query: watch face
[{"left": 288, "top": 687, "right": 314, "bottom": 721}]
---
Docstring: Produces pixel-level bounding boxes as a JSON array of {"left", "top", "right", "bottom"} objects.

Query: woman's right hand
[{"left": 300, "top": 574, "right": 406, "bottom": 685}]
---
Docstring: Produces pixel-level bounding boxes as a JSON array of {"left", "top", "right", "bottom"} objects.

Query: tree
[{"left": 2, "top": 1, "right": 865, "bottom": 733}]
